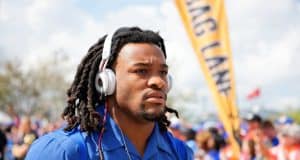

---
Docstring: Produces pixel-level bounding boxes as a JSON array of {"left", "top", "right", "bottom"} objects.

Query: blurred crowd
[
  {"left": 0, "top": 105, "right": 299, "bottom": 160},
  {"left": 169, "top": 113, "right": 300, "bottom": 160},
  {"left": 0, "top": 105, "right": 64, "bottom": 160}
]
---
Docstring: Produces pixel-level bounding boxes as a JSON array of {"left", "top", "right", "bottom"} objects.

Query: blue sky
[{"left": 1, "top": 0, "right": 300, "bottom": 117}]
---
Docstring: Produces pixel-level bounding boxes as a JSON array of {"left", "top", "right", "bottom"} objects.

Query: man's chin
[
  {"left": 141, "top": 109, "right": 165, "bottom": 122},
  {"left": 140, "top": 103, "right": 165, "bottom": 121}
]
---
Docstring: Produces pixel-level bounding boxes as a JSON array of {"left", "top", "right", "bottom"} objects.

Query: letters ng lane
[{"left": 186, "top": 0, "right": 231, "bottom": 96}]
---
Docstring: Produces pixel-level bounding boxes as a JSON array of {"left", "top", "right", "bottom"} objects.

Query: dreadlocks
[{"left": 62, "top": 26, "right": 179, "bottom": 133}]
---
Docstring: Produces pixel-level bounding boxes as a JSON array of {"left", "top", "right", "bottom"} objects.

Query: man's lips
[{"left": 144, "top": 91, "right": 166, "bottom": 104}]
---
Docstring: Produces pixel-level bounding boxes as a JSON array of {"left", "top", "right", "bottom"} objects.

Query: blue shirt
[
  {"left": 207, "top": 149, "right": 220, "bottom": 160},
  {"left": 25, "top": 107, "right": 193, "bottom": 160},
  {"left": 271, "top": 136, "right": 279, "bottom": 147},
  {"left": 185, "top": 140, "right": 198, "bottom": 155}
]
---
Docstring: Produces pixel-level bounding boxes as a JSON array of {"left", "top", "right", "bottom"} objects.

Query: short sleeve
[{"left": 25, "top": 130, "right": 83, "bottom": 160}]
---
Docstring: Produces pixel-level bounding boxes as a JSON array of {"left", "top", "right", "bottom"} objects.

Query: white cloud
[
  {"left": 226, "top": 0, "right": 300, "bottom": 108},
  {"left": 236, "top": 28, "right": 300, "bottom": 87},
  {"left": 1, "top": 0, "right": 299, "bottom": 114},
  {"left": 0, "top": 0, "right": 107, "bottom": 70}
]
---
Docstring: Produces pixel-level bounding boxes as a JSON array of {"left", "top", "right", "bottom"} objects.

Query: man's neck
[{"left": 108, "top": 101, "right": 155, "bottom": 156}]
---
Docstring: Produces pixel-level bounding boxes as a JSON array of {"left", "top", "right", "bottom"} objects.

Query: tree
[{"left": 0, "top": 52, "right": 71, "bottom": 120}]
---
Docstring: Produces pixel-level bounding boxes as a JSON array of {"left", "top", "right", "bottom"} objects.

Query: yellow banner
[{"left": 174, "top": 0, "right": 240, "bottom": 158}]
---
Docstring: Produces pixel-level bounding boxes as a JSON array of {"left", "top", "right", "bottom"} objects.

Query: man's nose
[{"left": 147, "top": 75, "right": 167, "bottom": 91}]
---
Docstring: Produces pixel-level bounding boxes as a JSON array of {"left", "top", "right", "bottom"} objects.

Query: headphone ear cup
[
  {"left": 95, "top": 73, "right": 103, "bottom": 94},
  {"left": 105, "top": 69, "right": 116, "bottom": 95},
  {"left": 95, "top": 69, "right": 116, "bottom": 96},
  {"left": 167, "top": 75, "right": 172, "bottom": 92}
]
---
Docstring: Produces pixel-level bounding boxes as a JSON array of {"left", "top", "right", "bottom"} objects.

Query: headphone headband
[
  {"left": 95, "top": 31, "right": 117, "bottom": 96},
  {"left": 102, "top": 33, "right": 113, "bottom": 61},
  {"left": 99, "top": 32, "right": 115, "bottom": 72}
]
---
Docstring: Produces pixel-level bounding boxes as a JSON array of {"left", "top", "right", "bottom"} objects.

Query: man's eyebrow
[
  {"left": 132, "top": 62, "right": 169, "bottom": 69},
  {"left": 161, "top": 64, "right": 169, "bottom": 69}
]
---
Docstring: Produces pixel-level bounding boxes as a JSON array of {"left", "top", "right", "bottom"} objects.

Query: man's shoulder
[
  {"left": 34, "top": 128, "right": 79, "bottom": 148},
  {"left": 25, "top": 128, "right": 85, "bottom": 160}
]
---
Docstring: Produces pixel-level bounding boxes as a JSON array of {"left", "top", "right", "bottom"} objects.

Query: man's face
[
  {"left": 247, "top": 121, "right": 260, "bottom": 130},
  {"left": 112, "top": 43, "right": 168, "bottom": 123}
]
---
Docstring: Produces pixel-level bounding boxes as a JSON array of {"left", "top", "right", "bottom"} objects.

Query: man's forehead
[
  {"left": 130, "top": 56, "right": 167, "bottom": 65},
  {"left": 117, "top": 43, "right": 166, "bottom": 65}
]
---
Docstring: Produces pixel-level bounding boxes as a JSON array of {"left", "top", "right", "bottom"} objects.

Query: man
[
  {"left": 262, "top": 124, "right": 300, "bottom": 160},
  {"left": 12, "top": 116, "right": 38, "bottom": 160},
  {"left": 241, "top": 113, "right": 262, "bottom": 160},
  {"left": 260, "top": 120, "right": 279, "bottom": 147},
  {"left": 25, "top": 26, "right": 193, "bottom": 160},
  {"left": 0, "top": 129, "right": 7, "bottom": 160},
  {"left": 243, "top": 113, "right": 262, "bottom": 140}
]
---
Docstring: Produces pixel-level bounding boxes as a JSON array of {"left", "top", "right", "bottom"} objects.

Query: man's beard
[{"left": 140, "top": 104, "right": 165, "bottom": 121}]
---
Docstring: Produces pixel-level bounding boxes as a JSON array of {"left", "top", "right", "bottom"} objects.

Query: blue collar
[{"left": 94, "top": 104, "right": 173, "bottom": 158}]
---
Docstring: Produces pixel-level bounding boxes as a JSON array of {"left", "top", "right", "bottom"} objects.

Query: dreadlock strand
[
  {"left": 87, "top": 54, "right": 103, "bottom": 130},
  {"left": 76, "top": 58, "right": 97, "bottom": 131},
  {"left": 63, "top": 38, "right": 104, "bottom": 115},
  {"left": 69, "top": 38, "right": 104, "bottom": 96},
  {"left": 79, "top": 100, "right": 90, "bottom": 131},
  {"left": 76, "top": 37, "right": 106, "bottom": 131},
  {"left": 63, "top": 37, "right": 105, "bottom": 132},
  {"left": 166, "top": 106, "right": 179, "bottom": 118}
]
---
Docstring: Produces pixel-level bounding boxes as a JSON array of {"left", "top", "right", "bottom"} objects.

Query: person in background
[
  {"left": 243, "top": 113, "right": 262, "bottom": 140},
  {"left": 0, "top": 129, "right": 7, "bottom": 160},
  {"left": 268, "top": 124, "right": 300, "bottom": 160},
  {"left": 169, "top": 117, "right": 186, "bottom": 141},
  {"left": 260, "top": 120, "right": 279, "bottom": 147},
  {"left": 183, "top": 128, "right": 198, "bottom": 155},
  {"left": 241, "top": 113, "right": 262, "bottom": 160},
  {"left": 195, "top": 129, "right": 223, "bottom": 160},
  {"left": 251, "top": 119, "right": 279, "bottom": 160},
  {"left": 12, "top": 116, "right": 37, "bottom": 160},
  {"left": 6, "top": 104, "right": 20, "bottom": 128}
]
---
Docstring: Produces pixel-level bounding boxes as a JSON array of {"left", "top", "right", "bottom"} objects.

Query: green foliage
[{"left": 286, "top": 109, "right": 300, "bottom": 124}]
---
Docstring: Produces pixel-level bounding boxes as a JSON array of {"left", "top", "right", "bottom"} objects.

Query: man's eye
[
  {"left": 135, "top": 69, "right": 148, "bottom": 75},
  {"left": 160, "top": 70, "right": 168, "bottom": 76}
]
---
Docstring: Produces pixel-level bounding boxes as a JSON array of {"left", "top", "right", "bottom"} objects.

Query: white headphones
[{"left": 95, "top": 31, "right": 172, "bottom": 96}]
